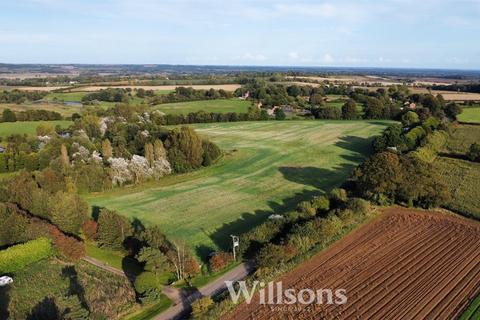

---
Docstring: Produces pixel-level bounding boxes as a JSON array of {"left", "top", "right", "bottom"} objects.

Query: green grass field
[
  {"left": 46, "top": 91, "right": 86, "bottom": 101},
  {"left": 434, "top": 156, "right": 480, "bottom": 219},
  {"left": 86, "top": 120, "right": 390, "bottom": 257},
  {"left": 445, "top": 124, "right": 480, "bottom": 155},
  {"left": 153, "top": 99, "right": 251, "bottom": 115},
  {"left": 0, "top": 103, "right": 83, "bottom": 118},
  {"left": 155, "top": 89, "right": 175, "bottom": 95},
  {"left": 458, "top": 107, "right": 480, "bottom": 123},
  {"left": 0, "top": 120, "right": 72, "bottom": 137}
]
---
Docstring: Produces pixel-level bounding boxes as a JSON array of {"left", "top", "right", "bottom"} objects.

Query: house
[
  {"left": 267, "top": 106, "right": 280, "bottom": 116},
  {"left": 267, "top": 105, "right": 295, "bottom": 116},
  {"left": 239, "top": 91, "right": 250, "bottom": 100},
  {"left": 404, "top": 101, "right": 416, "bottom": 109}
]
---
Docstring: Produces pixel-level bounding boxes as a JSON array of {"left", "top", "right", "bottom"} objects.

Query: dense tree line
[
  {"left": 235, "top": 80, "right": 353, "bottom": 109},
  {"left": 81, "top": 88, "right": 131, "bottom": 103},
  {"left": 157, "top": 109, "right": 269, "bottom": 125},
  {"left": 0, "top": 181, "right": 87, "bottom": 260},
  {"left": 1, "top": 171, "right": 88, "bottom": 236},
  {"left": 351, "top": 152, "right": 450, "bottom": 208},
  {"left": 1, "top": 108, "right": 63, "bottom": 122},
  {"left": 0, "top": 106, "right": 223, "bottom": 192},
  {"left": 232, "top": 187, "right": 371, "bottom": 275},
  {"left": 0, "top": 90, "right": 48, "bottom": 104},
  {"left": 351, "top": 102, "right": 460, "bottom": 208},
  {"left": 233, "top": 81, "right": 463, "bottom": 122},
  {"left": 432, "top": 83, "right": 480, "bottom": 93},
  {"left": 149, "top": 87, "right": 234, "bottom": 105},
  {"left": 373, "top": 115, "right": 443, "bottom": 153}
]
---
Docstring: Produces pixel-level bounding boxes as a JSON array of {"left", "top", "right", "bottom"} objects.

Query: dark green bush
[{"left": 202, "top": 140, "right": 222, "bottom": 166}]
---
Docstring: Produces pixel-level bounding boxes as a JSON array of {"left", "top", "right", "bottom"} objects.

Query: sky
[{"left": 1, "top": 0, "right": 480, "bottom": 69}]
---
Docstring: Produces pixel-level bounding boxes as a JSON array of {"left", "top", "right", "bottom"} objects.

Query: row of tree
[
  {"left": 432, "top": 83, "right": 480, "bottom": 94},
  {"left": 81, "top": 88, "right": 130, "bottom": 103},
  {"left": 0, "top": 90, "right": 47, "bottom": 104},
  {"left": 1, "top": 108, "right": 63, "bottom": 122},
  {"left": 149, "top": 87, "right": 234, "bottom": 105}
]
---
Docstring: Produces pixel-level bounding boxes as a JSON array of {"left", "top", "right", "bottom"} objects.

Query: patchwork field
[
  {"left": 226, "top": 207, "right": 480, "bottom": 320},
  {"left": 458, "top": 107, "right": 480, "bottom": 124},
  {"left": 434, "top": 157, "right": 480, "bottom": 219},
  {"left": 445, "top": 123, "right": 480, "bottom": 155},
  {"left": 70, "top": 84, "right": 241, "bottom": 92},
  {"left": 0, "top": 120, "right": 72, "bottom": 137},
  {"left": 0, "top": 103, "right": 82, "bottom": 118},
  {"left": 153, "top": 99, "right": 251, "bottom": 114},
  {"left": 46, "top": 90, "right": 173, "bottom": 102},
  {"left": 409, "top": 88, "right": 480, "bottom": 101},
  {"left": 46, "top": 91, "right": 86, "bottom": 101},
  {"left": 86, "top": 120, "right": 390, "bottom": 257}
]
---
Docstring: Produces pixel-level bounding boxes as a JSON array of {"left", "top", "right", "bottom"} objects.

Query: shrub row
[
  {"left": 411, "top": 130, "right": 448, "bottom": 163},
  {"left": 0, "top": 237, "right": 53, "bottom": 274}
]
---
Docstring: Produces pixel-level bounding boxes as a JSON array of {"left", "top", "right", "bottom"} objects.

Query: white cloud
[
  {"left": 321, "top": 53, "right": 334, "bottom": 63},
  {"left": 378, "top": 56, "right": 392, "bottom": 63},
  {"left": 235, "top": 53, "right": 267, "bottom": 62},
  {"left": 288, "top": 51, "right": 300, "bottom": 60}
]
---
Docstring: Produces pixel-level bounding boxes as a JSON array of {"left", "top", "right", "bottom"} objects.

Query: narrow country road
[
  {"left": 154, "top": 260, "right": 256, "bottom": 320},
  {"left": 82, "top": 256, "right": 132, "bottom": 278}
]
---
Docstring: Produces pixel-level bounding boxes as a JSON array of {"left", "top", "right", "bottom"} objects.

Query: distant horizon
[{"left": 1, "top": 62, "right": 480, "bottom": 73}]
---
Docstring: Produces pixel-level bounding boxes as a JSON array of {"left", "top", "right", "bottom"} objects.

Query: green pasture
[
  {"left": 458, "top": 107, "right": 480, "bottom": 123},
  {"left": 0, "top": 120, "right": 72, "bottom": 137},
  {"left": 152, "top": 99, "right": 251, "bottom": 115},
  {"left": 86, "top": 120, "right": 390, "bottom": 258}
]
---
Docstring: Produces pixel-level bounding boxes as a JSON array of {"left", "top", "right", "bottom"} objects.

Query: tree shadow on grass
[
  {"left": 26, "top": 297, "right": 61, "bottom": 320},
  {"left": 279, "top": 164, "right": 358, "bottom": 191},
  {"left": 195, "top": 244, "right": 216, "bottom": 265},
  {"left": 206, "top": 164, "right": 359, "bottom": 256},
  {"left": 61, "top": 266, "right": 89, "bottom": 312},
  {"left": 336, "top": 135, "right": 375, "bottom": 156},
  {"left": 0, "top": 286, "right": 9, "bottom": 319}
]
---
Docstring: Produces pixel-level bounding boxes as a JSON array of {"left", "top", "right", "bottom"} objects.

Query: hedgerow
[{"left": 0, "top": 237, "right": 53, "bottom": 273}]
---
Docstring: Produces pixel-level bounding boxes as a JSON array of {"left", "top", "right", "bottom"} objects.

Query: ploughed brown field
[{"left": 226, "top": 207, "right": 480, "bottom": 320}]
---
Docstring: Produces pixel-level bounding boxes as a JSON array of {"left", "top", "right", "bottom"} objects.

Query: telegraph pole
[{"left": 231, "top": 235, "right": 239, "bottom": 261}]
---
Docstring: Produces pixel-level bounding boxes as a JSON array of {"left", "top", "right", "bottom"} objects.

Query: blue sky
[{"left": 1, "top": 0, "right": 479, "bottom": 69}]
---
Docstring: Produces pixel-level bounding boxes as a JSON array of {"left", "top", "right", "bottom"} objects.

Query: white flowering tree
[
  {"left": 128, "top": 155, "right": 152, "bottom": 184},
  {"left": 108, "top": 157, "right": 133, "bottom": 186},
  {"left": 108, "top": 154, "right": 172, "bottom": 187},
  {"left": 152, "top": 158, "right": 172, "bottom": 179}
]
